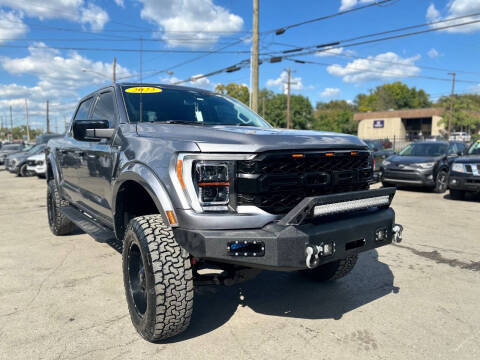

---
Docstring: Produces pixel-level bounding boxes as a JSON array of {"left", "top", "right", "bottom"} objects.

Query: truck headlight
[
  {"left": 173, "top": 153, "right": 255, "bottom": 213},
  {"left": 194, "top": 161, "right": 231, "bottom": 206},
  {"left": 451, "top": 163, "right": 465, "bottom": 173}
]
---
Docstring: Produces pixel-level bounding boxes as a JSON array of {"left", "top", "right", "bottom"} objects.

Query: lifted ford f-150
[{"left": 46, "top": 83, "right": 403, "bottom": 342}]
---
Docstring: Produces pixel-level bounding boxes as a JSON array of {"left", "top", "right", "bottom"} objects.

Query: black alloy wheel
[
  {"left": 127, "top": 243, "right": 148, "bottom": 317},
  {"left": 434, "top": 170, "right": 448, "bottom": 193}
]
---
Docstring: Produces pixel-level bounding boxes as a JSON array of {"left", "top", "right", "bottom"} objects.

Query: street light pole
[
  {"left": 25, "top": 98, "right": 30, "bottom": 142},
  {"left": 113, "top": 56, "right": 117, "bottom": 84},
  {"left": 251, "top": 0, "right": 259, "bottom": 112},
  {"left": 448, "top": 72, "right": 456, "bottom": 138}
]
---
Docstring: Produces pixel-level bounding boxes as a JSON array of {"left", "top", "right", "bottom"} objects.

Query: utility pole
[
  {"left": 262, "top": 96, "right": 265, "bottom": 119},
  {"left": 283, "top": 68, "right": 297, "bottom": 129},
  {"left": 448, "top": 72, "right": 456, "bottom": 138},
  {"left": 113, "top": 56, "right": 117, "bottom": 84},
  {"left": 25, "top": 98, "right": 30, "bottom": 142},
  {"left": 251, "top": 0, "right": 259, "bottom": 112},
  {"left": 46, "top": 100, "right": 50, "bottom": 134},
  {"left": 10, "top": 105, "right": 13, "bottom": 132}
]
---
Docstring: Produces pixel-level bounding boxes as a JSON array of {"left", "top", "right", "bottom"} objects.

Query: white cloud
[
  {"left": 188, "top": 74, "right": 212, "bottom": 89},
  {"left": 137, "top": 0, "right": 244, "bottom": 47},
  {"left": 1, "top": 43, "right": 130, "bottom": 92},
  {"left": 340, "top": 0, "right": 375, "bottom": 11},
  {"left": 114, "top": 0, "right": 124, "bottom": 7},
  {"left": 266, "top": 71, "right": 303, "bottom": 94},
  {"left": 327, "top": 52, "right": 421, "bottom": 83},
  {"left": 319, "top": 88, "right": 341, "bottom": 98},
  {"left": 426, "top": 0, "right": 480, "bottom": 33},
  {"left": 316, "top": 46, "right": 344, "bottom": 57},
  {"left": 0, "top": 10, "right": 28, "bottom": 43},
  {"left": 79, "top": 3, "right": 109, "bottom": 31},
  {"left": 0, "top": 0, "right": 109, "bottom": 31},
  {"left": 427, "top": 48, "right": 440, "bottom": 58}
]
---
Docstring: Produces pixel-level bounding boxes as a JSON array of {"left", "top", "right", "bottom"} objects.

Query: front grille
[{"left": 236, "top": 150, "right": 372, "bottom": 214}]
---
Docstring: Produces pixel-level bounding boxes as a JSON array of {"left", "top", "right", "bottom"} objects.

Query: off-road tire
[
  {"left": 122, "top": 215, "right": 194, "bottom": 342},
  {"left": 450, "top": 189, "right": 466, "bottom": 200},
  {"left": 47, "top": 180, "right": 75, "bottom": 235},
  {"left": 299, "top": 255, "right": 358, "bottom": 282},
  {"left": 434, "top": 169, "right": 448, "bottom": 193}
]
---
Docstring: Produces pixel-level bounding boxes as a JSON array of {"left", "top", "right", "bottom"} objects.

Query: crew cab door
[
  {"left": 58, "top": 96, "right": 94, "bottom": 203},
  {"left": 75, "top": 90, "right": 118, "bottom": 225}
]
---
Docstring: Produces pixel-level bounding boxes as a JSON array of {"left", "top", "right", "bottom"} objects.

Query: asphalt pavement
[{"left": 0, "top": 170, "right": 479, "bottom": 360}]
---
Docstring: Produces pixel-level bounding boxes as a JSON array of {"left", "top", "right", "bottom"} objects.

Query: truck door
[
  {"left": 58, "top": 97, "right": 94, "bottom": 203},
  {"left": 76, "top": 90, "right": 118, "bottom": 226}
]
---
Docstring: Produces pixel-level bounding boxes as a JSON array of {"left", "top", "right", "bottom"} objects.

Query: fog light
[
  {"left": 375, "top": 227, "right": 387, "bottom": 241},
  {"left": 427, "top": 174, "right": 433, "bottom": 180},
  {"left": 322, "top": 242, "right": 334, "bottom": 256},
  {"left": 450, "top": 179, "right": 457, "bottom": 185}
]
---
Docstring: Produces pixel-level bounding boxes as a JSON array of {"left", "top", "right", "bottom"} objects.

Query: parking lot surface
[{"left": 0, "top": 170, "right": 479, "bottom": 360}]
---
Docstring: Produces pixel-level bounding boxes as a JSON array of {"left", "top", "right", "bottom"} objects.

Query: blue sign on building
[{"left": 373, "top": 120, "right": 384, "bottom": 128}]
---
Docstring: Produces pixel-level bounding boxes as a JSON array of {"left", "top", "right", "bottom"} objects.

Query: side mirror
[{"left": 73, "top": 120, "right": 114, "bottom": 141}]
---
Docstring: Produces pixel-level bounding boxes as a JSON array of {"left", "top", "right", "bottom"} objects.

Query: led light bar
[{"left": 313, "top": 195, "right": 390, "bottom": 217}]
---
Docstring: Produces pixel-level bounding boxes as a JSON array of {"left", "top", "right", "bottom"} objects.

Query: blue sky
[{"left": 0, "top": 0, "right": 480, "bottom": 132}]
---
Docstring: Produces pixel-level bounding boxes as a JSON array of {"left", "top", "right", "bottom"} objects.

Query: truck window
[
  {"left": 92, "top": 92, "right": 115, "bottom": 125},
  {"left": 74, "top": 97, "right": 94, "bottom": 121}
]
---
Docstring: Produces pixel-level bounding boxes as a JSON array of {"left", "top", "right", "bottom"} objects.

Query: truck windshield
[
  {"left": 121, "top": 86, "right": 271, "bottom": 128},
  {"left": 467, "top": 141, "right": 480, "bottom": 155},
  {"left": 399, "top": 143, "right": 448, "bottom": 157}
]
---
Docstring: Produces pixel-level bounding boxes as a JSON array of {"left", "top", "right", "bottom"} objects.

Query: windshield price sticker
[{"left": 125, "top": 87, "right": 162, "bottom": 94}]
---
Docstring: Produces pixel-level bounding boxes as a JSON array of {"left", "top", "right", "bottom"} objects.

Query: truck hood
[
  {"left": 386, "top": 155, "right": 443, "bottom": 164},
  {"left": 454, "top": 155, "right": 480, "bottom": 163},
  {"left": 136, "top": 124, "right": 367, "bottom": 152}
]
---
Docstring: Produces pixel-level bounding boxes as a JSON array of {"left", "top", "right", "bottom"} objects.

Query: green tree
[
  {"left": 265, "top": 93, "right": 314, "bottom": 129},
  {"left": 312, "top": 100, "right": 358, "bottom": 134},
  {"left": 0, "top": 125, "right": 43, "bottom": 141},
  {"left": 214, "top": 83, "right": 250, "bottom": 105},
  {"left": 437, "top": 95, "right": 480, "bottom": 134},
  {"left": 355, "top": 82, "right": 431, "bottom": 112}
]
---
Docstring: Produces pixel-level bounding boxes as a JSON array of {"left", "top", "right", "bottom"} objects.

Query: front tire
[
  {"left": 299, "top": 255, "right": 358, "bottom": 282},
  {"left": 18, "top": 163, "right": 29, "bottom": 177},
  {"left": 434, "top": 169, "right": 448, "bottom": 193},
  {"left": 47, "top": 180, "right": 75, "bottom": 235},
  {"left": 122, "top": 215, "right": 194, "bottom": 342}
]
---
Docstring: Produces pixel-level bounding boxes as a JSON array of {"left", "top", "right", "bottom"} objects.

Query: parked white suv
[{"left": 26, "top": 153, "right": 46, "bottom": 178}]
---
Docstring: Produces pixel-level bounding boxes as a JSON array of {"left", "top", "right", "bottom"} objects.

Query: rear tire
[
  {"left": 47, "top": 180, "right": 75, "bottom": 235},
  {"left": 299, "top": 255, "right": 358, "bottom": 282},
  {"left": 450, "top": 189, "right": 466, "bottom": 200},
  {"left": 434, "top": 169, "right": 448, "bottom": 193},
  {"left": 122, "top": 215, "right": 194, "bottom": 342}
]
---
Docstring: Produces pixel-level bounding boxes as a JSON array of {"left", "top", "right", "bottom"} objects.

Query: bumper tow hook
[
  {"left": 305, "top": 246, "right": 320, "bottom": 269},
  {"left": 392, "top": 224, "right": 403, "bottom": 243}
]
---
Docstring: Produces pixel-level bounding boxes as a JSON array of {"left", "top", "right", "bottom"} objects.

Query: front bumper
[
  {"left": 174, "top": 188, "right": 400, "bottom": 271},
  {"left": 449, "top": 173, "right": 480, "bottom": 192},
  {"left": 382, "top": 167, "right": 435, "bottom": 186}
]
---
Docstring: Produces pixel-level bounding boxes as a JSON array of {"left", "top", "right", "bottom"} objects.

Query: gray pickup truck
[{"left": 46, "top": 83, "right": 403, "bottom": 342}]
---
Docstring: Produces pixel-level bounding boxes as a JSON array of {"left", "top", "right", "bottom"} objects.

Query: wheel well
[
  {"left": 46, "top": 161, "right": 54, "bottom": 181},
  {"left": 114, "top": 180, "right": 159, "bottom": 240}
]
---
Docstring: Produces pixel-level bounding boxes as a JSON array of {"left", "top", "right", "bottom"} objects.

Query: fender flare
[
  {"left": 112, "top": 162, "right": 177, "bottom": 231},
  {"left": 46, "top": 152, "right": 61, "bottom": 185}
]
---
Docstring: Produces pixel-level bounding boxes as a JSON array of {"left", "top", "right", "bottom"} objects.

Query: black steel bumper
[
  {"left": 449, "top": 173, "right": 480, "bottom": 192},
  {"left": 174, "top": 188, "right": 399, "bottom": 271},
  {"left": 382, "top": 168, "right": 435, "bottom": 186}
]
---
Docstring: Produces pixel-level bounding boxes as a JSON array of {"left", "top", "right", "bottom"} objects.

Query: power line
[
  {"left": 0, "top": 43, "right": 252, "bottom": 54},
  {"left": 271, "top": 0, "right": 397, "bottom": 35}
]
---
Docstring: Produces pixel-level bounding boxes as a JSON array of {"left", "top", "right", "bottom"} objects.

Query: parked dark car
[
  {"left": 5, "top": 143, "right": 46, "bottom": 176},
  {"left": 363, "top": 139, "right": 395, "bottom": 174},
  {"left": 45, "top": 83, "right": 403, "bottom": 341},
  {"left": 0, "top": 143, "right": 25, "bottom": 165},
  {"left": 448, "top": 140, "right": 480, "bottom": 200},
  {"left": 381, "top": 141, "right": 466, "bottom": 193}
]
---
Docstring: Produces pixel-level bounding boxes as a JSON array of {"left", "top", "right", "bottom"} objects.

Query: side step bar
[{"left": 61, "top": 206, "right": 117, "bottom": 244}]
